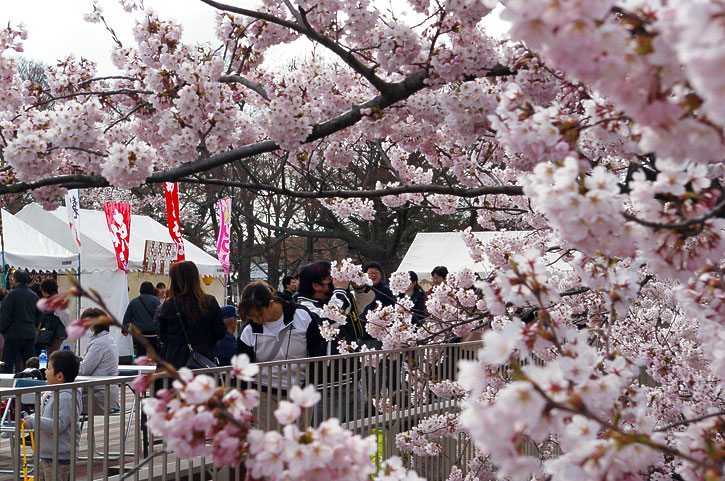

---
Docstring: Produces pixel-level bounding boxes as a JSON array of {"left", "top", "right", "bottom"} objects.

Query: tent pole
[{"left": 76, "top": 252, "right": 81, "bottom": 353}]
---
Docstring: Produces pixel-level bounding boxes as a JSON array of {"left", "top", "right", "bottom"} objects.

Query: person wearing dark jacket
[
  {"left": 123, "top": 281, "right": 162, "bottom": 357},
  {"left": 215, "top": 305, "right": 239, "bottom": 366},
  {"left": 279, "top": 275, "right": 298, "bottom": 302},
  {"left": 0, "top": 270, "right": 42, "bottom": 373},
  {"left": 356, "top": 262, "right": 396, "bottom": 320},
  {"left": 36, "top": 279, "right": 68, "bottom": 354},
  {"left": 157, "top": 261, "right": 226, "bottom": 369},
  {"left": 400, "top": 271, "right": 426, "bottom": 325}
]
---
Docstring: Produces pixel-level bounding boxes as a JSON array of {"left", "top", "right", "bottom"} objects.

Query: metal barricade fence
[{"left": 0, "top": 342, "right": 482, "bottom": 481}]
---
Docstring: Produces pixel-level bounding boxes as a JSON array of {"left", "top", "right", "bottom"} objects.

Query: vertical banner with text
[
  {"left": 103, "top": 202, "right": 131, "bottom": 272},
  {"left": 164, "top": 182, "right": 185, "bottom": 261},
  {"left": 64, "top": 190, "right": 82, "bottom": 253},
  {"left": 217, "top": 198, "right": 231, "bottom": 279}
]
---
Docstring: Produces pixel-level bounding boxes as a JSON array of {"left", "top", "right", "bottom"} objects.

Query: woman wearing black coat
[
  {"left": 157, "top": 261, "right": 226, "bottom": 369},
  {"left": 400, "top": 271, "right": 426, "bottom": 325}
]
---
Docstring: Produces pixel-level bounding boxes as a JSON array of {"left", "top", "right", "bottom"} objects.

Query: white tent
[
  {"left": 397, "top": 231, "right": 569, "bottom": 283},
  {"left": 16, "top": 203, "right": 227, "bottom": 356},
  {"left": 1, "top": 209, "right": 78, "bottom": 273}
]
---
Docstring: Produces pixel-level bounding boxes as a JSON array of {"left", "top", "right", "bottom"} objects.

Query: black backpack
[{"left": 36, "top": 312, "right": 67, "bottom": 347}]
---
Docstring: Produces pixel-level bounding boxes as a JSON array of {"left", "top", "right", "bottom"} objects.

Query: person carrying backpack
[{"left": 123, "top": 281, "right": 162, "bottom": 357}]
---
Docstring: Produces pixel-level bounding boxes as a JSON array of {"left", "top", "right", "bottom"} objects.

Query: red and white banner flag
[
  {"left": 104, "top": 202, "right": 131, "bottom": 272},
  {"left": 164, "top": 182, "right": 185, "bottom": 261},
  {"left": 217, "top": 198, "right": 231, "bottom": 278},
  {"left": 64, "top": 190, "right": 82, "bottom": 253}
]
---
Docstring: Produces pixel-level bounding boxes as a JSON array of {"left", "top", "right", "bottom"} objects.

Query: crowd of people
[
  {"left": 0, "top": 262, "right": 450, "bottom": 375},
  {"left": 0, "top": 260, "right": 451, "bottom": 479}
]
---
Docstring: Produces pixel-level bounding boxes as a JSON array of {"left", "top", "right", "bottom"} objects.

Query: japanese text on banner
[
  {"left": 164, "top": 182, "right": 185, "bottom": 261},
  {"left": 217, "top": 198, "right": 231, "bottom": 278},
  {"left": 103, "top": 202, "right": 131, "bottom": 272},
  {"left": 64, "top": 190, "right": 82, "bottom": 253}
]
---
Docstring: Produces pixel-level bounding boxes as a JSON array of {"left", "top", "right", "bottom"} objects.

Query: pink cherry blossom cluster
[
  {"left": 388, "top": 270, "right": 411, "bottom": 296},
  {"left": 330, "top": 258, "right": 372, "bottom": 287},
  {"left": 396, "top": 413, "right": 461, "bottom": 456},
  {"left": 246, "top": 387, "right": 378, "bottom": 481},
  {"left": 521, "top": 157, "right": 635, "bottom": 259},
  {"left": 321, "top": 197, "right": 377, "bottom": 221}
]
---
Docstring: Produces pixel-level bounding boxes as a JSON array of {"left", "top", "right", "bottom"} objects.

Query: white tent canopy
[
  {"left": 397, "top": 231, "right": 568, "bottom": 282},
  {"left": 1, "top": 209, "right": 78, "bottom": 273},
  {"left": 16, "top": 203, "right": 227, "bottom": 357}
]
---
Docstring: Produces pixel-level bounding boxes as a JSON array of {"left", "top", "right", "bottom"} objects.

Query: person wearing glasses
[{"left": 295, "top": 261, "right": 365, "bottom": 424}]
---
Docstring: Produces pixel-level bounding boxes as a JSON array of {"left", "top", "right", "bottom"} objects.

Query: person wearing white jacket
[{"left": 78, "top": 308, "right": 120, "bottom": 414}]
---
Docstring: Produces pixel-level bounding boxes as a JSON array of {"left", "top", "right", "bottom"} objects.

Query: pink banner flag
[
  {"left": 164, "top": 182, "right": 185, "bottom": 262},
  {"left": 64, "top": 190, "right": 82, "bottom": 253},
  {"left": 103, "top": 202, "right": 131, "bottom": 272},
  {"left": 217, "top": 198, "right": 231, "bottom": 278}
]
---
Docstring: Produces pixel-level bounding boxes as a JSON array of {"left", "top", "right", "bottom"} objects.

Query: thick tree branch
[
  {"left": 218, "top": 74, "right": 270, "bottom": 100},
  {"left": 179, "top": 177, "right": 524, "bottom": 199},
  {"left": 0, "top": 69, "right": 511, "bottom": 195},
  {"left": 622, "top": 196, "right": 725, "bottom": 232}
]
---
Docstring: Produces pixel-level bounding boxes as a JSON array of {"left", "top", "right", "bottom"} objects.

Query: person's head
[
  {"left": 139, "top": 281, "right": 155, "bottom": 295},
  {"left": 12, "top": 269, "right": 30, "bottom": 286},
  {"left": 156, "top": 282, "right": 167, "bottom": 299},
  {"left": 168, "top": 261, "right": 209, "bottom": 322},
  {"left": 46, "top": 350, "right": 80, "bottom": 385},
  {"left": 408, "top": 271, "right": 424, "bottom": 293},
  {"left": 81, "top": 307, "right": 110, "bottom": 334},
  {"left": 297, "top": 261, "right": 334, "bottom": 300},
  {"left": 431, "top": 266, "right": 448, "bottom": 286},
  {"left": 238, "top": 281, "right": 283, "bottom": 325},
  {"left": 40, "top": 278, "right": 58, "bottom": 297},
  {"left": 25, "top": 357, "right": 39, "bottom": 369},
  {"left": 221, "top": 305, "right": 238, "bottom": 320},
  {"left": 30, "top": 283, "right": 42, "bottom": 298},
  {"left": 363, "top": 262, "right": 385, "bottom": 286},
  {"left": 282, "top": 275, "right": 298, "bottom": 292}
]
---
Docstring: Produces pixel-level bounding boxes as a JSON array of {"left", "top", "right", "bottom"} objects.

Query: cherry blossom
[{"left": 5, "top": 1, "right": 725, "bottom": 480}]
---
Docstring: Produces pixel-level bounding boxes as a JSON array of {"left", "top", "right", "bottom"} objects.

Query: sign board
[{"left": 142, "top": 240, "right": 178, "bottom": 275}]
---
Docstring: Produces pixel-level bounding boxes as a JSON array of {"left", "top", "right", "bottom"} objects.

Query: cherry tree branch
[
  {"left": 655, "top": 411, "right": 725, "bottom": 432},
  {"left": 526, "top": 379, "right": 712, "bottom": 469},
  {"left": 218, "top": 74, "right": 270, "bottom": 101},
  {"left": 180, "top": 177, "right": 525, "bottom": 199},
  {"left": 199, "top": 0, "right": 391, "bottom": 94},
  {"left": 622, "top": 196, "right": 725, "bottom": 231}
]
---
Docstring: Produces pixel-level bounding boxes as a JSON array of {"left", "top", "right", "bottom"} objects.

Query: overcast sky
[
  {"left": 2, "top": 1, "right": 509, "bottom": 75},
  {"left": 2, "top": 1, "right": 222, "bottom": 73}
]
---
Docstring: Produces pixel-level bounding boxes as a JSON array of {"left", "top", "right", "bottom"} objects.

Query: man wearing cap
[{"left": 215, "top": 305, "right": 239, "bottom": 366}]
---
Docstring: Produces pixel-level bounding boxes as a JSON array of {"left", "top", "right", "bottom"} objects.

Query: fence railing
[{"left": 0, "top": 342, "right": 482, "bottom": 481}]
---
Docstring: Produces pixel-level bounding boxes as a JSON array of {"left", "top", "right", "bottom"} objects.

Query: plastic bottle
[{"left": 39, "top": 350, "right": 48, "bottom": 370}]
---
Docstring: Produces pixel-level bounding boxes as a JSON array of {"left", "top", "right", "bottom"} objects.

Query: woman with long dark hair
[
  {"left": 402, "top": 271, "right": 426, "bottom": 324},
  {"left": 157, "top": 261, "right": 226, "bottom": 369}
]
